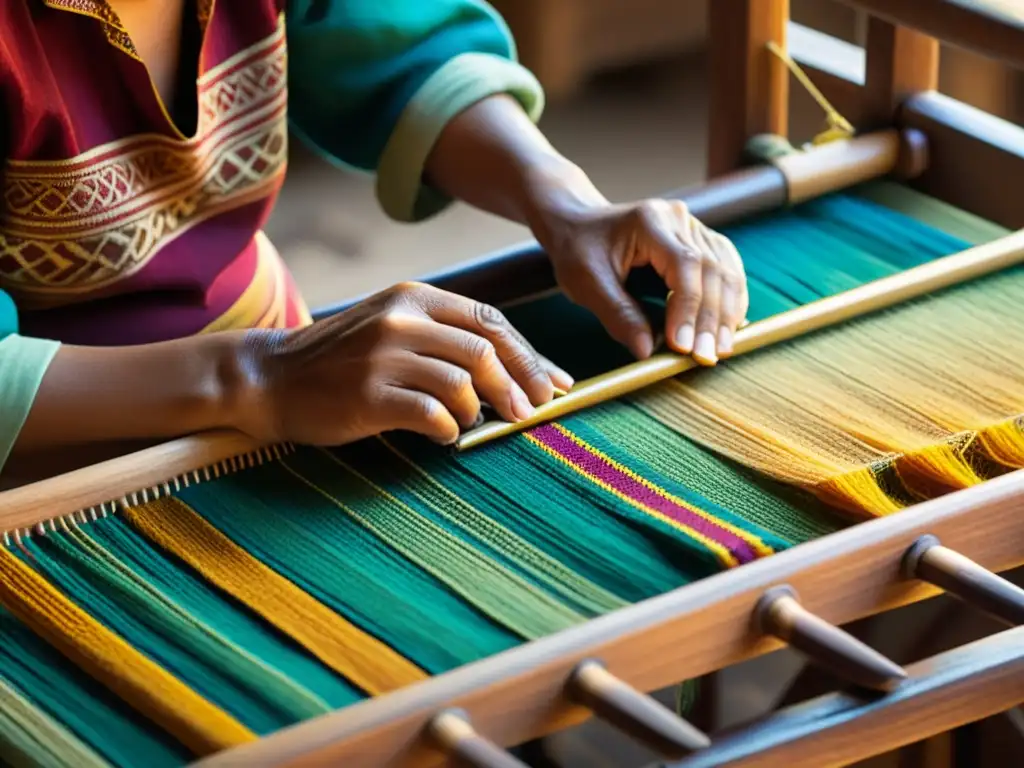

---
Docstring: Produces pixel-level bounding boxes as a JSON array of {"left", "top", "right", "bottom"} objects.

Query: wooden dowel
[
  {"left": 567, "top": 660, "right": 710, "bottom": 757},
  {"left": 456, "top": 228, "right": 1024, "bottom": 450},
  {"left": 757, "top": 586, "right": 907, "bottom": 692},
  {"left": 429, "top": 710, "right": 528, "bottom": 768},
  {"left": 0, "top": 432, "right": 267, "bottom": 533},
  {"left": 903, "top": 535, "right": 1024, "bottom": 626},
  {"left": 774, "top": 129, "right": 901, "bottom": 204},
  {"left": 656, "top": 625, "right": 1024, "bottom": 768}
]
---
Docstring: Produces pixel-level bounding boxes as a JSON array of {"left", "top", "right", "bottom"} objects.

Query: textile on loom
[{"left": 0, "top": 181, "right": 1012, "bottom": 766}]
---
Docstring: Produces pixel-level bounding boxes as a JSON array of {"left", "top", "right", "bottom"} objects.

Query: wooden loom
[{"left": 3, "top": 1, "right": 1024, "bottom": 766}]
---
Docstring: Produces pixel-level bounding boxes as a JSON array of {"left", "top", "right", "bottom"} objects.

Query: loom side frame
[{"left": 782, "top": 18, "right": 1024, "bottom": 230}]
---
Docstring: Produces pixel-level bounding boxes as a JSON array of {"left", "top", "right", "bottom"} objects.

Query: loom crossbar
[{"left": 658, "top": 624, "right": 1024, "bottom": 768}]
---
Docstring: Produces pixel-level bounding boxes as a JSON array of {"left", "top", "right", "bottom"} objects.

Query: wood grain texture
[
  {"left": 0, "top": 432, "right": 266, "bottom": 533},
  {"left": 659, "top": 625, "right": 1024, "bottom": 768},
  {"left": 707, "top": 0, "right": 790, "bottom": 177},
  {"left": 837, "top": 0, "right": 1024, "bottom": 71},
  {"left": 774, "top": 129, "right": 900, "bottom": 203},
  {"left": 900, "top": 91, "right": 1024, "bottom": 229},
  {"left": 193, "top": 469, "right": 1024, "bottom": 767},
  {"left": 864, "top": 19, "right": 939, "bottom": 129}
]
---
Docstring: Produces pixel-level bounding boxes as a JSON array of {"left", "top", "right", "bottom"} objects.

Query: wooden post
[
  {"left": 707, "top": 0, "right": 790, "bottom": 178},
  {"left": 864, "top": 17, "right": 940, "bottom": 128}
]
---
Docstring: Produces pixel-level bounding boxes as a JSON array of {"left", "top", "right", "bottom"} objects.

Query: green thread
[
  {"left": 16, "top": 533, "right": 316, "bottom": 734},
  {"left": 63, "top": 523, "right": 331, "bottom": 719},
  {"left": 363, "top": 437, "right": 628, "bottom": 616},
  {"left": 280, "top": 450, "right": 587, "bottom": 639},
  {"left": 86, "top": 516, "right": 362, "bottom": 709},
  {"left": 0, "top": 674, "right": 110, "bottom": 768}
]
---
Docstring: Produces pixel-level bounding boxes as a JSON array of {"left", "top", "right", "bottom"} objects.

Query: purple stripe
[{"left": 529, "top": 424, "right": 757, "bottom": 564}]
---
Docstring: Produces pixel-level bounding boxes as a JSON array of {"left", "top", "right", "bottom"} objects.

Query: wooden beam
[
  {"left": 836, "top": 0, "right": 1024, "bottom": 72},
  {"left": 707, "top": 0, "right": 790, "bottom": 177},
  {"left": 659, "top": 626, "right": 1024, "bottom": 768},
  {"left": 863, "top": 18, "right": 940, "bottom": 129},
  {"left": 900, "top": 91, "right": 1024, "bottom": 229}
]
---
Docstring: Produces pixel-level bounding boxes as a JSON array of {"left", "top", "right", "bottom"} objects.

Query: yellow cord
[{"left": 767, "top": 40, "right": 856, "bottom": 145}]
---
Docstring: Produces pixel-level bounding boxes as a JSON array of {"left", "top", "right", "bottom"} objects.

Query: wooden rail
[{"left": 838, "top": 1, "right": 1024, "bottom": 71}]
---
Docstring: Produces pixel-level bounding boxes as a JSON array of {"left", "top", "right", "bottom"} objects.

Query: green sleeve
[
  {"left": 285, "top": 0, "right": 545, "bottom": 223},
  {"left": 0, "top": 290, "right": 60, "bottom": 472}
]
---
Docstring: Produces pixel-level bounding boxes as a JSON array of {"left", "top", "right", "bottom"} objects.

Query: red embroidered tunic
[{"left": 0, "top": 0, "right": 544, "bottom": 468}]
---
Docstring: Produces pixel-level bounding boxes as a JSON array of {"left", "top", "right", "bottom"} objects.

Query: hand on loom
[
  {"left": 424, "top": 94, "right": 749, "bottom": 367},
  {"left": 537, "top": 198, "right": 749, "bottom": 365},
  {"left": 11, "top": 284, "right": 571, "bottom": 471},
  {"left": 235, "top": 282, "right": 574, "bottom": 446}
]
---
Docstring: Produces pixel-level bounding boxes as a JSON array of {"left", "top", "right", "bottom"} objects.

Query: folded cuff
[
  {"left": 376, "top": 52, "right": 545, "bottom": 223},
  {"left": 0, "top": 335, "right": 60, "bottom": 472}
]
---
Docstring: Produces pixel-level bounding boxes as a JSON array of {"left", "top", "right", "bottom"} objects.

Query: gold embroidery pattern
[
  {"left": 0, "top": 23, "right": 288, "bottom": 303},
  {"left": 43, "top": 0, "right": 139, "bottom": 59}
]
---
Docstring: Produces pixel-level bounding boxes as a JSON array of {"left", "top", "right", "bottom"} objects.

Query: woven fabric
[{"left": 0, "top": 182, "right": 1010, "bottom": 765}]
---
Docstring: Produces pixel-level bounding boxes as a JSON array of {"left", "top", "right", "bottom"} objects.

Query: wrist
[
  {"left": 519, "top": 155, "right": 609, "bottom": 245},
  {"left": 207, "top": 330, "right": 274, "bottom": 438},
  {"left": 218, "top": 328, "right": 295, "bottom": 442}
]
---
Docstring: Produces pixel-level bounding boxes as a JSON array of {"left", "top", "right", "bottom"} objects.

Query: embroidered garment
[{"left": 0, "top": 0, "right": 543, "bottom": 470}]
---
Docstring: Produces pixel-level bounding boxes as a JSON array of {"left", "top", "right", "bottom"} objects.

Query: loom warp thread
[{"left": 0, "top": 182, "right": 1011, "bottom": 766}]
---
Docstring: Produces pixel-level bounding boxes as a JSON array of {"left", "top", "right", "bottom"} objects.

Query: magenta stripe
[{"left": 529, "top": 424, "right": 757, "bottom": 564}]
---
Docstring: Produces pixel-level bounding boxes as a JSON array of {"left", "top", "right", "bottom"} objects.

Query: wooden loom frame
[{"left": 2, "top": 1, "right": 1024, "bottom": 766}]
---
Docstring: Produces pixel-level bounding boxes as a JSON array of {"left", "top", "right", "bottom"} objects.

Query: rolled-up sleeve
[
  {"left": 285, "top": 0, "right": 545, "bottom": 223},
  {"left": 0, "top": 290, "right": 59, "bottom": 472}
]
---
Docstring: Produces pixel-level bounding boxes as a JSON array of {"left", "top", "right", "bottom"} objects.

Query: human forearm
[
  {"left": 13, "top": 332, "right": 252, "bottom": 456},
  {"left": 424, "top": 95, "right": 607, "bottom": 234}
]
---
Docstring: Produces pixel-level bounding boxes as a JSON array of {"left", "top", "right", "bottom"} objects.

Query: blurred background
[
  {"left": 267, "top": 0, "right": 1024, "bottom": 309},
  {"left": 266, "top": 4, "right": 1024, "bottom": 763}
]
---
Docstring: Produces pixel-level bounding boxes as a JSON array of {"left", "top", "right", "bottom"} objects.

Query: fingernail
[
  {"left": 635, "top": 335, "right": 654, "bottom": 359},
  {"left": 675, "top": 324, "right": 695, "bottom": 353},
  {"left": 693, "top": 331, "right": 718, "bottom": 365},
  {"left": 511, "top": 387, "right": 535, "bottom": 421},
  {"left": 550, "top": 369, "right": 575, "bottom": 391},
  {"left": 717, "top": 326, "right": 734, "bottom": 356}
]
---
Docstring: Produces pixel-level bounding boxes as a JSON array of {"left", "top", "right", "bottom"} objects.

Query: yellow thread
[
  {"left": 0, "top": 547, "right": 255, "bottom": 756},
  {"left": 634, "top": 271, "right": 1024, "bottom": 520},
  {"left": 550, "top": 425, "right": 773, "bottom": 557},
  {"left": 123, "top": 498, "right": 427, "bottom": 694},
  {"left": 766, "top": 40, "right": 855, "bottom": 144},
  {"left": 976, "top": 419, "right": 1024, "bottom": 469},
  {"left": 524, "top": 432, "right": 742, "bottom": 568}
]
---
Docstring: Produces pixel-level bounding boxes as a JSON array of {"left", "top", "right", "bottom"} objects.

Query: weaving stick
[
  {"left": 455, "top": 228, "right": 1024, "bottom": 450},
  {"left": 0, "top": 130, "right": 918, "bottom": 532}
]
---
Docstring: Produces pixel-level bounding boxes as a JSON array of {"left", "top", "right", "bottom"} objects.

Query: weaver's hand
[
  {"left": 240, "top": 282, "right": 574, "bottom": 446},
  {"left": 538, "top": 198, "right": 749, "bottom": 365}
]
